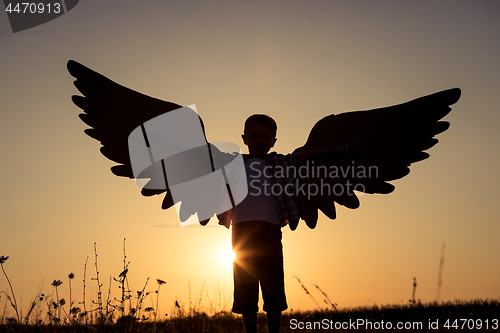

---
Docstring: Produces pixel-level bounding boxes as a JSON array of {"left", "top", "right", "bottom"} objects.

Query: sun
[{"left": 218, "top": 246, "right": 235, "bottom": 267}]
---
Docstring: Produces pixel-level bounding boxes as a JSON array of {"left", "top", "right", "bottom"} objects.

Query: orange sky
[{"left": 1, "top": 1, "right": 499, "bottom": 318}]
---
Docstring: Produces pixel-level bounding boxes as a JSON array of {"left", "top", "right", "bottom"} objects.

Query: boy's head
[{"left": 242, "top": 114, "right": 277, "bottom": 158}]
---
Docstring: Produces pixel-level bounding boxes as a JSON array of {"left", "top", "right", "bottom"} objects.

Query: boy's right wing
[
  {"left": 68, "top": 60, "right": 189, "bottom": 213},
  {"left": 291, "top": 88, "right": 461, "bottom": 230},
  {"left": 68, "top": 60, "right": 246, "bottom": 226}
]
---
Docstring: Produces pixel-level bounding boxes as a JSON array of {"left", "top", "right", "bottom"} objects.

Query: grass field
[
  {"left": 0, "top": 300, "right": 499, "bottom": 332},
  {"left": 2, "top": 244, "right": 499, "bottom": 332}
]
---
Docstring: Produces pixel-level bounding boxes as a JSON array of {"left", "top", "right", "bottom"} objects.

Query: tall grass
[
  {"left": 0, "top": 256, "right": 20, "bottom": 323},
  {"left": 1, "top": 245, "right": 499, "bottom": 332},
  {"left": 0, "top": 240, "right": 235, "bottom": 329}
]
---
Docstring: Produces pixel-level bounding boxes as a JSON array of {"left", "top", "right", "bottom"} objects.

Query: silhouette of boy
[{"left": 218, "top": 114, "right": 368, "bottom": 333}]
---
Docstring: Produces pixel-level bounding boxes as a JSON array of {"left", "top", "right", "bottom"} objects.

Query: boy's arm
[{"left": 297, "top": 138, "right": 373, "bottom": 163}]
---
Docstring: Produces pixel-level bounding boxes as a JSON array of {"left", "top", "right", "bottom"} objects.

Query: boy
[{"left": 219, "top": 114, "right": 367, "bottom": 333}]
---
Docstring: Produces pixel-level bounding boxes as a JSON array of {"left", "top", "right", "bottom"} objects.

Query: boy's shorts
[{"left": 231, "top": 220, "right": 288, "bottom": 314}]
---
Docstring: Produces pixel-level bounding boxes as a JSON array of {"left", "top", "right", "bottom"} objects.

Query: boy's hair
[{"left": 244, "top": 114, "right": 277, "bottom": 136}]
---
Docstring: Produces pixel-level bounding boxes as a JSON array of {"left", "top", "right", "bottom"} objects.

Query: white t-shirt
[{"left": 232, "top": 158, "right": 280, "bottom": 225}]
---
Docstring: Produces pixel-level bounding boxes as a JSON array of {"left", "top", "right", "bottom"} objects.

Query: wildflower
[
  {"left": 69, "top": 273, "right": 74, "bottom": 279},
  {"left": 0, "top": 256, "right": 8, "bottom": 264},
  {"left": 51, "top": 280, "right": 63, "bottom": 287},
  {"left": 60, "top": 299, "right": 66, "bottom": 306},
  {"left": 157, "top": 279, "right": 166, "bottom": 285},
  {"left": 70, "top": 307, "right": 81, "bottom": 315}
]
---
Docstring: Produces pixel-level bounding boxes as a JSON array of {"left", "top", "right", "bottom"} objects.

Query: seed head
[
  {"left": 69, "top": 273, "right": 74, "bottom": 279},
  {"left": 0, "top": 256, "right": 8, "bottom": 264},
  {"left": 157, "top": 279, "right": 166, "bottom": 285},
  {"left": 51, "top": 280, "right": 63, "bottom": 287}
]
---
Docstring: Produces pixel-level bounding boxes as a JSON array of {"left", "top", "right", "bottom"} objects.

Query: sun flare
[{"left": 219, "top": 246, "right": 235, "bottom": 267}]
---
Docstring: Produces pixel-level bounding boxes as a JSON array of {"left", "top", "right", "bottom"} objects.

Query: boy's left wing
[{"left": 291, "top": 88, "right": 461, "bottom": 230}]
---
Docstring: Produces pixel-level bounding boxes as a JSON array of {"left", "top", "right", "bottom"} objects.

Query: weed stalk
[
  {"left": 156, "top": 279, "right": 166, "bottom": 322},
  {"left": 92, "top": 242, "right": 104, "bottom": 323},
  {"left": 0, "top": 256, "right": 20, "bottom": 323},
  {"left": 293, "top": 276, "right": 321, "bottom": 310},
  {"left": 82, "top": 256, "right": 89, "bottom": 325}
]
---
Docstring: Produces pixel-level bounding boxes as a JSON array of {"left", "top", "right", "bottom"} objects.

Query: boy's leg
[
  {"left": 267, "top": 312, "right": 281, "bottom": 333},
  {"left": 259, "top": 223, "right": 287, "bottom": 333},
  {"left": 242, "top": 313, "right": 257, "bottom": 333},
  {"left": 232, "top": 259, "right": 259, "bottom": 313},
  {"left": 232, "top": 222, "right": 260, "bottom": 315}
]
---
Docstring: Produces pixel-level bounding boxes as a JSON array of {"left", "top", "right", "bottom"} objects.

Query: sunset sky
[{"left": 1, "top": 1, "right": 499, "bottom": 317}]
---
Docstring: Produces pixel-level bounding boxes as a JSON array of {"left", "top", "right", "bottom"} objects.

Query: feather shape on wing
[
  {"left": 68, "top": 60, "right": 188, "bottom": 211},
  {"left": 291, "top": 88, "right": 461, "bottom": 230}
]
